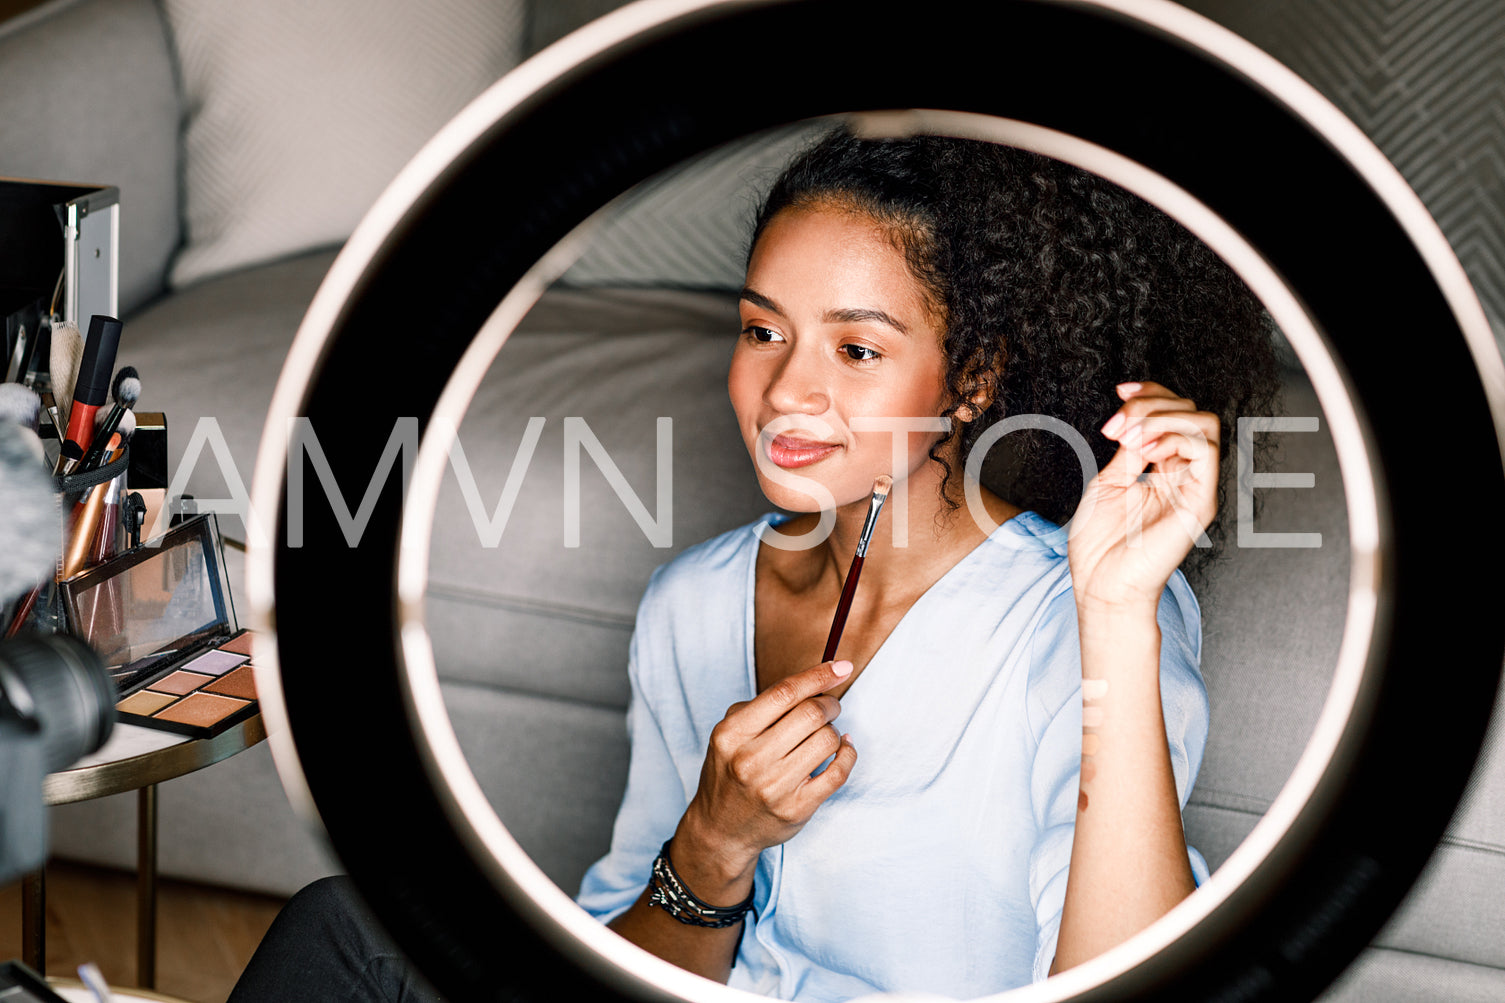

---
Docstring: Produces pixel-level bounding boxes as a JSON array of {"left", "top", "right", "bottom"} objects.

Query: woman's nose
[{"left": 764, "top": 350, "right": 830, "bottom": 415}]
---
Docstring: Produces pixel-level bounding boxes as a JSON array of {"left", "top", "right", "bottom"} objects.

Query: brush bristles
[
  {"left": 49, "top": 321, "right": 83, "bottom": 429},
  {"left": 115, "top": 376, "right": 142, "bottom": 408},
  {"left": 112, "top": 366, "right": 140, "bottom": 405},
  {"left": 872, "top": 474, "right": 893, "bottom": 498},
  {"left": 0, "top": 383, "right": 42, "bottom": 432}
]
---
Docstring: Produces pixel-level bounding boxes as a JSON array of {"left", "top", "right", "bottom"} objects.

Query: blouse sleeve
[
  {"left": 575, "top": 570, "right": 691, "bottom": 922},
  {"left": 1024, "top": 574, "right": 1211, "bottom": 982}
]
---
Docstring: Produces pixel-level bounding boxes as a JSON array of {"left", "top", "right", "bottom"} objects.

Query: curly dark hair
[{"left": 749, "top": 128, "right": 1283, "bottom": 575}]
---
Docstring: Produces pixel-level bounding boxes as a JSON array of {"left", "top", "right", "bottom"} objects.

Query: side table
[
  {"left": 24, "top": 714, "right": 267, "bottom": 989},
  {"left": 48, "top": 976, "right": 193, "bottom": 1003}
]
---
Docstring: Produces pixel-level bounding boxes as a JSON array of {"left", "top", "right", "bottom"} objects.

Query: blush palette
[{"left": 62, "top": 514, "right": 261, "bottom": 738}]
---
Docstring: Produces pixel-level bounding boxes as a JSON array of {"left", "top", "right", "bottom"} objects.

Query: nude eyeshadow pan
[
  {"left": 217, "top": 632, "right": 256, "bottom": 656},
  {"left": 150, "top": 671, "right": 213, "bottom": 695},
  {"left": 115, "top": 690, "right": 177, "bottom": 716},
  {"left": 113, "top": 629, "right": 262, "bottom": 737},
  {"left": 203, "top": 664, "right": 257, "bottom": 701},
  {"left": 153, "top": 692, "right": 249, "bottom": 728}
]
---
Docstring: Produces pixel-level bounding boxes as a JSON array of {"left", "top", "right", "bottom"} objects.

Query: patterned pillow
[
  {"left": 162, "top": 0, "right": 525, "bottom": 288},
  {"left": 560, "top": 121, "right": 834, "bottom": 290}
]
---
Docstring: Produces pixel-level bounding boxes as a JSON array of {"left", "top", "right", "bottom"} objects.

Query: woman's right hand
[
  {"left": 672, "top": 659, "right": 859, "bottom": 897},
  {"left": 607, "top": 661, "right": 856, "bottom": 982}
]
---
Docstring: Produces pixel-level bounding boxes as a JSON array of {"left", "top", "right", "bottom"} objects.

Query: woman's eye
[
  {"left": 744, "top": 325, "right": 784, "bottom": 344},
  {"left": 841, "top": 344, "right": 880, "bottom": 362}
]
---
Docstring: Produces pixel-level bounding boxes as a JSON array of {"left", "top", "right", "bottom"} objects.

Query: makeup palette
[{"left": 61, "top": 513, "right": 261, "bottom": 738}]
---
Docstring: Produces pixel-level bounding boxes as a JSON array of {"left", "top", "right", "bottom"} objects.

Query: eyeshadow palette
[{"left": 61, "top": 513, "right": 261, "bottom": 738}]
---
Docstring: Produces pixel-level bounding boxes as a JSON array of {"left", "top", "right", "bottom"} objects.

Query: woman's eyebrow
[
  {"left": 739, "top": 287, "right": 783, "bottom": 314},
  {"left": 823, "top": 307, "right": 909, "bottom": 336},
  {"left": 740, "top": 288, "right": 909, "bottom": 336}
]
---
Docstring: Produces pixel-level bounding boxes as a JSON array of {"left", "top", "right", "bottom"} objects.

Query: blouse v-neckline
[{"left": 742, "top": 510, "right": 1040, "bottom": 706}]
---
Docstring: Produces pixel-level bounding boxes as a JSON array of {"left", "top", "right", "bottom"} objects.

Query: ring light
[{"left": 247, "top": 2, "right": 1505, "bottom": 1001}]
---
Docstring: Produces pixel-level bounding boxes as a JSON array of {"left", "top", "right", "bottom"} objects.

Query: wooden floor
[{"left": 0, "top": 861, "right": 286, "bottom": 1003}]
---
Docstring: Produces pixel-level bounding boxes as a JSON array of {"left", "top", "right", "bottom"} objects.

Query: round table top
[
  {"left": 44, "top": 714, "right": 267, "bottom": 805},
  {"left": 48, "top": 976, "right": 192, "bottom": 1003}
]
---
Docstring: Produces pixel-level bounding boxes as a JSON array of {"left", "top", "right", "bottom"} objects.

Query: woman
[
  {"left": 229, "top": 129, "right": 1278, "bottom": 1002},
  {"left": 574, "top": 129, "right": 1278, "bottom": 999}
]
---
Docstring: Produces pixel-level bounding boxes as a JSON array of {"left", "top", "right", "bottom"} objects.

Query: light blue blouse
[{"left": 577, "top": 511, "right": 1210, "bottom": 1001}]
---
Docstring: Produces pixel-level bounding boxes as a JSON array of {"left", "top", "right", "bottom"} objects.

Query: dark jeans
[{"left": 228, "top": 876, "right": 446, "bottom": 1003}]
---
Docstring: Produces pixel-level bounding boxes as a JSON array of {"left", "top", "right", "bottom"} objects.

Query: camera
[
  {"left": 0, "top": 634, "right": 115, "bottom": 885},
  {"left": 0, "top": 427, "right": 117, "bottom": 885}
]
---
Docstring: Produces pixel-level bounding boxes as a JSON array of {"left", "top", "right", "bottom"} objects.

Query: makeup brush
[
  {"left": 49, "top": 320, "right": 83, "bottom": 433},
  {"left": 89, "top": 409, "right": 136, "bottom": 565},
  {"left": 5, "top": 322, "right": 29, "bottom": 383},
  {"left": 0, "top": 384, "right": 47, "bottom": 473},
  {"left": 75, "top": 366, "right": 140, "bottom": 474},
  {"left": 822, "top": 474, "right": 893, "bottom": 663},
  {"left": 57, "top": 315, "right": 124, "bottom": 473},
  {"left": 63, "top": 422, "right": 129, "bottom": 580},
  {"left": 0, "top": 382, "right": 42, "bottom": 437}
]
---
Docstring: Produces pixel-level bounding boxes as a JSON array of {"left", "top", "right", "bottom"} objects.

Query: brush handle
[
  {"left": 822, "top": 553, "right": 866, "bottom": 663},
  {"left": 63, "top": 482, "right": 108, "bottom": 579},
  {"left": 76, "top": 402, "right": 126, "bottom": 471},
  {"left": 61, "top": 433, "right": 121, "bottom": 578},
  {"left": 90, "top": 475, "right": 123, "bottom": 565},
  {"left": 3, "top": 586, "right": 41, "bottom": 639}
]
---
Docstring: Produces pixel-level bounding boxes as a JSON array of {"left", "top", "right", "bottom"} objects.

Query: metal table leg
[
  {"left": 137, "top": 783, "right": 157, "bottom": 988},
  {"left": 21, "top": 868, "right": 44, "bottom": 974}
]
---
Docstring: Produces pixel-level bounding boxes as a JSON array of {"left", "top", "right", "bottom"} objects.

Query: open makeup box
[{"left": 60, "top": 513, "right": 259, "bottom": 738}]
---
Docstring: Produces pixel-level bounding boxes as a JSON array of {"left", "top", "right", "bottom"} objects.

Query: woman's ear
[{"left": 955, "top": 371, "right": 996, "bottom": 424}]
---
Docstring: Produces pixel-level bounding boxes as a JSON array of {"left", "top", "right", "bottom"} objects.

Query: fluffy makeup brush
[
  {"left": 0, "top": 383, "right": 46, "bottom": 467},
  {"left": 0, "top": 382, "right": 42, "bottom": 433},
  {"left": 48, "top": 320, "right": 83, "bottom": 432},
  {"left": 822, "top": 475, "right": 894, "bottom": 663},
  {"left": 76, "top": 366, "right": 141, "bottom": 473}
]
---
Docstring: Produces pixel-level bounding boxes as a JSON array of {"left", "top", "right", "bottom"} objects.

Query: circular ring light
[{"left": 248, "top": 1, "right": 1505, "bottom": 1001}]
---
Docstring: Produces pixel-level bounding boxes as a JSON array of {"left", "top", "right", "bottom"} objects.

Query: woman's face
[{"left": 729, "top": 204, "right": 953, "bottom": 513}]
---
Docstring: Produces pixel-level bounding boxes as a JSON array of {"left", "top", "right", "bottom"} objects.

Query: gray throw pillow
[{"left": 162, "top": 0, "right": 525, "bottom": 288}]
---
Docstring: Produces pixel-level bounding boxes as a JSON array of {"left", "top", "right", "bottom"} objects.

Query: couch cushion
[
  {"left": 1318, "top": 947, "right": 1505, "bottom": 1003},
  {"left": 160, "top": 0, "right": 525, "bottom": 288},
  {"left": 0, "top": 0, "right": 181, "bottom": 314},
  {"left": 559, "top": 122, "right": 829, "bottom": 291},
  {"left": 426, "top": 286, "right": 769, "bottom": 706},
  {"left": 120, "top": 249, "right": 340, "bottom": 540},
  {"left": 441, "top": 678, "right": 630, "bottom": 897},
  {"left": 1184, "top": 364, "right": 1350, "bottom": 864}
]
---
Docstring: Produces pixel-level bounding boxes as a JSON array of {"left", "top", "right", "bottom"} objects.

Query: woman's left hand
[{"left": 1067, "top": 381, "right": 1220, "bottom": 611}]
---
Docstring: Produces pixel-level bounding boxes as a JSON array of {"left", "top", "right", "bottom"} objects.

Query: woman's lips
[{"left": 765, "top": 433, "right": 840, "bottom": 469}]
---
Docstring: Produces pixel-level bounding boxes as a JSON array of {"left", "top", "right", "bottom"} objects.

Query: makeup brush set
[
  {"left": 0, "top": 313, "right": 260, "bottom": 738},
  {"left": 2, "top": 313, "right": 151, "bottom": 636}
]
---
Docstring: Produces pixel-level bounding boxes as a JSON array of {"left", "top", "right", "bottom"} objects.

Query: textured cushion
[
  {"left": 426, "top": 286, "right": 769, "bottom": 707},
  {"left": 1318, "top": 947, "right": 1505, "bottom": 1003},
  {"left": 524, "top": 0, "right": 628, "bottom": 54},
  {"left": 1186, "top": 365, "right": 1350, "bottom": 848},
  {"left": 441, "top": 679, "right": 630, "bottom": 896},
  {"left": 560, "top": 121, "right": 831, "bottom": 290},
  {"left": 1183, "top": 0, "right": 1505, "bottom": 352},
  {"left": 120, "top": 248, "right": 340, "bottom": 536},
  {"left": 160, "top": 0, "right": 525, "bottom": 288},
  {"left": 0, "top": 0, "right": 181, "bottom": 314}
]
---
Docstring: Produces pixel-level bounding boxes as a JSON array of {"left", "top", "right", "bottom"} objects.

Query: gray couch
[{"left": 3, "top": 0, "right": 1502, "bottom": 1001}]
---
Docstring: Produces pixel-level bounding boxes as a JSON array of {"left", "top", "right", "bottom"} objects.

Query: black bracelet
[{"left": 646, "top": 840, "right": 755, "bottom": 928}]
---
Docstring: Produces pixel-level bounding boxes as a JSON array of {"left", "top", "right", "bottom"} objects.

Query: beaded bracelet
[{"left": 647, "top": 840, "right": 755, "bottom": 928}]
